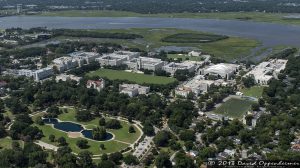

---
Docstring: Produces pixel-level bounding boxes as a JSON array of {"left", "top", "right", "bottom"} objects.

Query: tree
[
  {"left": 49, "top": 134, "right": 55, "bottom": 142},
  {"left": 76, "top": 140, "right": 89, "bottom": 149},
  {"left": 179, "top": 130, "right": 195, "bottom": 142},
  {"left": 99, "top": 118, "right": 106, "bottom": 126},
  {"left": 175, "top": 151, "right": 197, "bottom": 168},
  {"left": 251, "top": 103, "right": 260, "bottom": 111},
  {"left": 109, "top": 152, "right": 123, "bottom": 165},
  {"left": 128, "top": 125, "right": 135, "bottom": 133},
  {"left": 100, "top": 144, "right": 105, "bottom": 150},
  {"left": 93, "top": 127, "right": 107, "bottom": 140},
  {"left": 77, "top": 151, "right": 94, "bottom": 168},
  {"left": 105, "top": 119, "right": 122, "bottom": 129},
  {"left": 0, "top": 126, "right": 6, "bottom": 138},
  {"left": 35, "top": 117, "right": 44, "bottom": 125},
  {"left": 242, "top": 75, "right": 255, "bottom": 88},
  {"left": 57, "top": 137, "right": 67, "bottom": 146},
  {"left": 76, "top": 110, "right": 93, "bottom": 122},
  {"left": 123, "top": 154, "right": 139, "bottom": 165},
  {"left": 0, "top": 99, "right": 5, "bottom": 113},
  {"left": 155, "top": 152, "right": 172, "bottom": 168},
  {"left": 154, "top": 131, "right": 171, "bottom": 147},
  {"left": 143, "top": 121, "right": 155, "bottom": 136},
  {"left": 55, "top": 147, "right": 77, "bottom": 167},
  {"left": 97, "top": 160, "right": 116, "bottom": 168}
]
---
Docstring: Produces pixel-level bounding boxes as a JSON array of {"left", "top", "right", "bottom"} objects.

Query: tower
[{"left": 17, "top": 4, "right": 22, "bottom": 14}]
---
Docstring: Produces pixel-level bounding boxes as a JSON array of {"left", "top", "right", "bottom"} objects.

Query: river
[{"left": 1, "top": 16, "right": 300, "bottom": 47}]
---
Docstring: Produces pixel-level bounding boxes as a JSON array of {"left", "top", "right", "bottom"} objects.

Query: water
[
  {"left": 43, "top": 118, "right": 113, "bottom": 141},
  {"left": 81, "top": 130, "right": 113, "bottom": 141},
  {"left": 54, "top": 121, "right": 84, "bottom": 132},
  {"left": 1, "top": 16, "right": 300, "bottom": 47}
]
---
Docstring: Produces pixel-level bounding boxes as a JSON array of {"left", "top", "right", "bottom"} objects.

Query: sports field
[
  {"left": 87, "top": 68, "right": 177, "bottom": 85},
  {"left": 241, "top": 86, "right": 265, "bottom": 98},
  {"left": 214, "top": 97, "right": 255, "bottom": 118}
]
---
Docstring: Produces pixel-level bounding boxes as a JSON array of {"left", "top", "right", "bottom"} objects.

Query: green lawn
[
  {"left": 58, "top": 108, "right": 141, "bottom": 143},
  {"left": 214, "top": 98, "right": 255, "bottom": 119},
  {"left": 36, "top": 124, "right": 128, "bottom": 155},
  {"left": 38, "top": 10, "right": 300, "bottom": 25},
  {"left": 0, "top": 137, "right": 23, "bottom": 150},
  {"left": 87, "top": 68, "right": 177, "bottom": 85},
  {"left": 241, "top": 86, "right": 265, "bottom": 98},
  {"left": 167, "top": 54, "right": 204, "bottom": 62},
  {"left": 34, "top": 107, "right": 142, "bottom": 155}
]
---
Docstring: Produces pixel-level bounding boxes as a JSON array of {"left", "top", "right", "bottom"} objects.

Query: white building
[
  {"left": 18, "top": 67, "right": 54, "bottom": 81},
  {"left": 188, "top": 51, "right": 202, "bottom": 57},
  {"left": 201, "top": 63, "right": 239, "bottom": 80},
  {"left": 175, "top": 75, "right": 215, "bottom": 97},
  {"left": 55, "top": 74, "right": 82, "bottom": 83},
  {"left": 163, "top": 61, "right": 196, "bottom": 75},
  {"left": 96, "top": 51, "right": 139, "bottom": 66},
  {"left": 69, "top": 51, "right": 100, "bottom": 65},
  {"left": 244, "top": 59, "right": 288, "bottom": 85},
  {"left": 119, "top": 84, "right": 150, "bottom": 97},
  {"left": 52, "top": 57, "right": 79, "bottom": 72},
  {"left": 86, "top": 79, "right": 105, "bottom": 92},
  {"left": 125, "top": 57, "right": 164, "bottom": 71}
]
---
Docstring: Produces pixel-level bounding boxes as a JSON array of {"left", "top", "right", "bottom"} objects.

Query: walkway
[{"left": 35, "top": 140, "right": 59, "bottom": 151}]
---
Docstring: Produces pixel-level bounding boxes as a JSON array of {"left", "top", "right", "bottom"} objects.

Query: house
[
  {"left": 119, "top": 84, "right": 150, "bottom": 97},
  {"left": 86, "top": 79, "right": 105, "bottom": 92},
  {"left": 0, "top": 81, "right": 8, "bottom": 88}
]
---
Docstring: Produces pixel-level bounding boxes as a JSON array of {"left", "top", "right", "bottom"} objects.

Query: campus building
[
  {"left": 119, "top": 84, "right": 150, "bottom": 97},
  {"left": 52, "top": 57, "right": 79, "bottom": 72},
  {"left": 175, "top": 75, "right": 215, "bottom": 97},
  {"left": 86, "top": 79, "right": 105, "bottom": 92},
  {"left": 201, "top": 63, "right": 239, "bottom": 80},
  {"left": 96, "top": 51, "right": 139, "bottom": 66},
  {"left": 244, "top": 59, "right": 288, "bottom": 85},
  {"left": 56, "top": 74, "right": 82, "bottom": 83},
  {"left": 163, "top": 61, "right": 196, "bottom": 75},
  {"left": 18, "top": 67, "right": 54, "bottom": 81},
  {"left": 125, "top": 57, "right": 164, "bottom": 71},
  {"left": 69, "top": 51, "right": 100, "bottom": 65},
  {"left": 188, "top": 51, "right": 202, "bottom": 57}
]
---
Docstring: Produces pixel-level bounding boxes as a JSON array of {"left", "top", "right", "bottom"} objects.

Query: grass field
[
  {"left": 214, "top": 97, "right": 255, "bottom": 118},
  {"left": 241, "top": 86, "right": 265, "bottom": 98},
  {"left": 0, "top": 137, "right": 23, "bottom": 150},
  {"left": 58, "top": 108, "right": 141, "bottom": 143},
  {"left": 38, "top": 10, "right": 300, "bottom": 25},
  {"left": 56, "top": 28, "right": 259, "bottom": 61},
  {"left": 34, "top": 107, "right": 141, "bottom": 155},
  {"left": 87, "top": 68, "right": 177, "bottom": 85}
]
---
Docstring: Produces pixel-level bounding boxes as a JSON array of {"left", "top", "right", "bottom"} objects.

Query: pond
[
  {"left": 81, "top": 130, "right": 113, "bottom": 141},
  {"left": 42, "top": 118, "right": 113, "bottom": 141}
]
